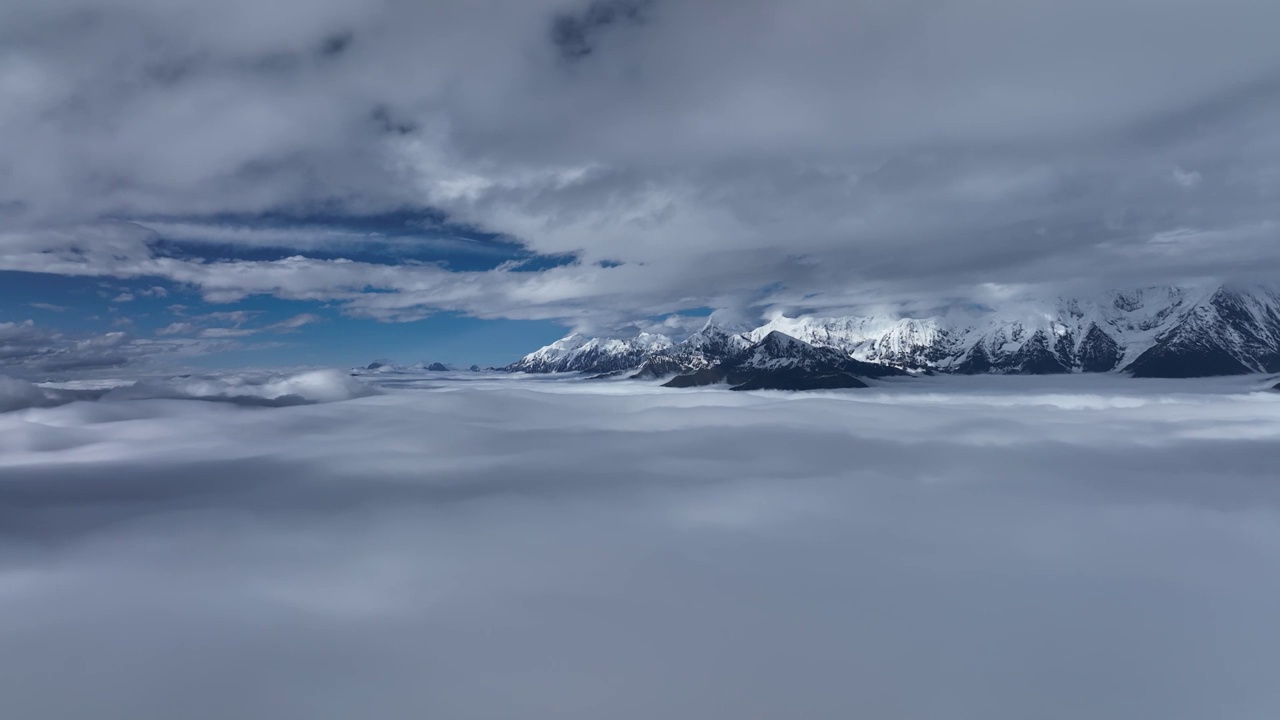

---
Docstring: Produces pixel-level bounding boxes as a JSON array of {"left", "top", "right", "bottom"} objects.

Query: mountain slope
[
  {"left": 504, "top": 333, "right": 675, "bottom": 374},
  {"left": 1124, "top": 288, "right": 1280, "bottom": 377},
  {"left": 663, "top": 332, "right": 885, "bottom": 390}
]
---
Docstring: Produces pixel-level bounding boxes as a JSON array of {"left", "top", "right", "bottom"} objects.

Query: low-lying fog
[{"left": 3, "top": 370, "right": 1279, "bottom": 719}]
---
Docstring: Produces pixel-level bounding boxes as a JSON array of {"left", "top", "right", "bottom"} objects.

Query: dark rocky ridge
[{"left": 661, "top": 331, "right": 901, "bottom": 391}]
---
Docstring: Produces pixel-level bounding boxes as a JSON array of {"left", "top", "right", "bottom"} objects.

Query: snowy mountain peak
[
  {"left": 506, "top": 284, "right": 1280, "bottom": 379},
  {"left": 698, "top": 314, "right": 755, "bottom": 335},
  {"left": 754, "top": 330, "right": 807, "bottom": 354},
  {"left": 525, "top": 332, "right": 590, "bottom": 361},
  {"left": 506, "top": 331, "right": 674, "bottom": 374}
]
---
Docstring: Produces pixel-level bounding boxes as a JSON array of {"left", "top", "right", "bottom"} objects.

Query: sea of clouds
[
  {"left": 3, "top": 371, "right": 1280, "bottom": 719},
  {"left": 0, "top": 368, "right": 377, "bottom": 412}
]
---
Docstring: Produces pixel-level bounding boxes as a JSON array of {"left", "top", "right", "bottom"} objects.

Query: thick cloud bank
[
  {"left": 0, "top": 375, "right": 61, "bottom": 412},
  {"left": 2, "top": 375, "right": 1280, "bottom": 719},
  {"left": 101, "top": 369, "right": 379, "bottom": 406},
  {"left": 0, "top": 369, "right": 377, "bottom": 413}
]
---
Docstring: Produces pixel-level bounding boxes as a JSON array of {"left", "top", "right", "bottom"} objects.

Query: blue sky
[
  {"left": 2, "top": 271, "right": 569, "bottom": 370},
  {"left": 0, "top": 211, "right": 576, "bottom": 371}
]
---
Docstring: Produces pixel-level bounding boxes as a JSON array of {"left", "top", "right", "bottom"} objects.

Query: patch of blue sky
[{"left": 133, "top": 209, "right": 578, "bottom": 272}]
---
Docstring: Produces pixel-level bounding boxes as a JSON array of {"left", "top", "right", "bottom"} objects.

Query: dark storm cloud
[
  {"left": 551, "top": 0, "right": 652, "bottom": 60},
  {"left": 318, "top": 30, "right": 355, "bottom": 58},
  {"left": 1, "top": 0, "right": 1279, "bottom": 331}
]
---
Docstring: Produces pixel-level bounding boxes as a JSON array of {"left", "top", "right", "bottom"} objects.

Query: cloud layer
[
  {"left": 2, "top": 373, "right": 1280, "bottom": 718},
  {"left": 3, "top": 0, "right": 1280, "bottom": 330}
]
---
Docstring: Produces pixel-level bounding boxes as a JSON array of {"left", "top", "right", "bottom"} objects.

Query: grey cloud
[
  {"left": 0, "top": 320, "right": 131, "bottom": 373},
  {"left": 2, "top": 0, "right": 1280, "bottom": 330},
  {"left": 0, "top": 319, "right": 241, "bottom": 378}
]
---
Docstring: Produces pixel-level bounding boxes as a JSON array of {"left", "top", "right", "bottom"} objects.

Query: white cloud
[
  {"left": 155, "top": 322, "right": 197, "bottom": 336},
  {"left": 267, "top": 313, "right": 323, "bottom": 332},
  {"left": 197, "top": 327, "right": 257, "bottom": 338},
  {"left": 153, "top": 310, "right": 320, "bottom": 341},
  {"left": 101, "top": 368, "right": 378, "bottom": 406},
  {"left": 2, "top": 374, "right": 1280, "bottom": 718}
]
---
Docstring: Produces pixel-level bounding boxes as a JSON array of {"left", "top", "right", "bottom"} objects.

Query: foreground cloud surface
[{"left": 3, "top": 374, "right": 1280, "bottom": 719}]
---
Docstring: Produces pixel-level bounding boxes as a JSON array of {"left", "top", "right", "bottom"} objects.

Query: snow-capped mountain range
[{"left": 505, "top": 285, "right": 1280, "bottom": 379}]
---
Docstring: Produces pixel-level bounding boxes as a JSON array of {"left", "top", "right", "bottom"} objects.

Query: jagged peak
[
  {"left": 680, "top": 317, "right": 753, "bottom": 354},
  {"left": 698, "top": 313, "right": 755, "bottom": 335},
  {"left": 757, "top": 330, "right": 808, "bottom": 350}
]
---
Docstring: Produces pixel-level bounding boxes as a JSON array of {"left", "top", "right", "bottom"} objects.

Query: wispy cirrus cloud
[{"left": 152, "top": 310, "right": 322, "bottom": 341}]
